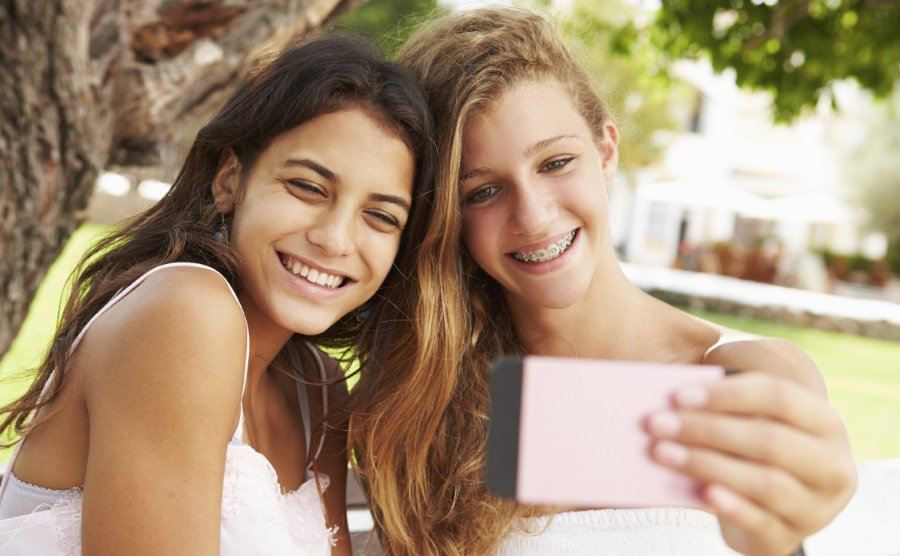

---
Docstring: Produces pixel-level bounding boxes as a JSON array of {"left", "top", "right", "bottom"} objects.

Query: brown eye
[
  {"left": 366, "top": 210, "right": 401, "bottom": 230},
  {"left": 286, "top": 179, "right": 326, "bottom": 197}
]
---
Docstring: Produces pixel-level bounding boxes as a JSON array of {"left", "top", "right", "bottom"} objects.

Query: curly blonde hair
[{"left": 348, "top": 8, "right": 613, "bottom": 554}]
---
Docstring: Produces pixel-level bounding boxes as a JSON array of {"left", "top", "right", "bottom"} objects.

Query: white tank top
[
  {"left": 0, "top": 262, "right": 337, "bottom": 555},
  {"left": 498, "top": 507, "right": 740, "bottom": 555}
]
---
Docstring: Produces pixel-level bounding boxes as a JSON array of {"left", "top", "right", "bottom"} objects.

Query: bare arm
[
  {"left": 704, "top": 336, "right": 828, "bottom": 396},
  {"left": 78, "top": 268, "right": 246, "bottom": 555}
]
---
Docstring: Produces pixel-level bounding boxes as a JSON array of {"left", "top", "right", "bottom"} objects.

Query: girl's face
[
  {"left": 459, "top": 79, "right": 618, "bottom": 309},
  {"left": 218, "top": 107, "right": 415, "bottom": 335}
]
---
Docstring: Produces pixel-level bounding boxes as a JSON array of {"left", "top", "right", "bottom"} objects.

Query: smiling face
[
  {"left": 215, "top": 107, "right": 415, "bottom": 336},
  {"left": 459, "top": 79, "right": 618, "bottom": 309}
]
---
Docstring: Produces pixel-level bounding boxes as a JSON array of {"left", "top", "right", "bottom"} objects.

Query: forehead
[
  {"left": 462, "top": 79, "right": 590, "bottom": 164},
  {"left": 258, "top": 107, "right": 414, "bottom": 196}
]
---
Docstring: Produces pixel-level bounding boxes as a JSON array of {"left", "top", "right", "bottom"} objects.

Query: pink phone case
[{"left": 487, "top": 356, "right": 725, "bottom": 509}]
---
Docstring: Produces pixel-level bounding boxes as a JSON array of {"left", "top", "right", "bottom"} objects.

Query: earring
[
  {"left": 355, "top": 303, "right": 372, "bottom": 323},
  {"left": 215, "top": 213, "right": 230, "bottom": 244}
]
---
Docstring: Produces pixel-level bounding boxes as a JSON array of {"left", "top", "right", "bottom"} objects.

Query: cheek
[
  {"left": 232, "top": 191, "right": 292, "bottom": 239},
  {"left": 361, "top": 233, "right": 403, "bottom": 283},
  {"left": 562, "top": 166, "right": 609, "bottom": 219}
]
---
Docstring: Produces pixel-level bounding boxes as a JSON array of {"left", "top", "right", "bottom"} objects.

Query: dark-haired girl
[{"left": 0, "top": 33, "right": 434, "bottom": 555}]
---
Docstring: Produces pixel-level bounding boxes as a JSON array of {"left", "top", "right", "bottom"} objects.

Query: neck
[
  {"left": 505, "top": 245, "right": 652, "bottom": 361},
  {"left": 236, "top": 290, "right": 294, "bottom": 396}
]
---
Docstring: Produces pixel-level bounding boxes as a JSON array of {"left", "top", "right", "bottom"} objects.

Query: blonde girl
[{"left": 349, "top": 8, "right": 856, "bottom": 555}]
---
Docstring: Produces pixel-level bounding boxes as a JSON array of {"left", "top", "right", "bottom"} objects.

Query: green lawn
[
  {"left": 687, "top": 310, "right": 900, "bottom": 461},
  {"left": 1, "top": 223, "right": 898, "bottom": 461}
]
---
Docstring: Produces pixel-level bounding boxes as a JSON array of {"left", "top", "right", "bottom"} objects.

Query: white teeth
[
  {"left": 512, "top": 230, "right": 577, "bottom": 264},
  {"left": 279, "top": 253, "right": 345, "bottom": 289}
]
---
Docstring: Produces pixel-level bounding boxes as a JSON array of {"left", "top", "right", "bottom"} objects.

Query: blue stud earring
[
  {"left": 356, "top": 303, "right": 372, "bottom": 323},
  {"left": 215, "top": 213, "right": 230, "bottom": 244}
]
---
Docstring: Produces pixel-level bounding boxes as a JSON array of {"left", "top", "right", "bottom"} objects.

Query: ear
[
  {"left": 596, "top": 121, "right": 620, "bottom": 184},
  {"left": 211, "top": 150, "right": 241, "bottom": 213}
]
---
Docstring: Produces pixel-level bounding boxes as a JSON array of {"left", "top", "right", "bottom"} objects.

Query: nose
[
  {"left": 508, "top": 181, "right": 556, "bottom": 235},
  {"left": 306, "top": 206, "right": 356, "bottom": 257}
]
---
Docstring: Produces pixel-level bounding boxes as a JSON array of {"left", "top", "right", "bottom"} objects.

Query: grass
[
  {"left": 1, "top": 223, "right": 898, "bottom": 461},
  {"left": 687, "top": 310, "right": 900, "bottom": 461}
]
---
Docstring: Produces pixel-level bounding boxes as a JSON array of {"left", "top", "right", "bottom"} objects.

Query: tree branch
[{"left": 745, "top": 0, "right": 809, "bottom": 52}]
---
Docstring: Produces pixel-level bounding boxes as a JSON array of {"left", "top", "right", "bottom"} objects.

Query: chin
[
  {"left": 512, "top": 281, "right": 591, "bottom": 310},
  {"left": 273, "top": 306, "right": 342, "bottom": 336}
]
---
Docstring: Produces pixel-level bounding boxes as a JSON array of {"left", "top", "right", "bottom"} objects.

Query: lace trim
[
  {"left": 19, "top": 444, "right": 333, "bottom": 552},
  {"left": 8, "top": 473, "right": 80, "bottom": 496},
  {"left": 222, "top": 444, "right": 336, "bottom": 545},
  {"left": 51, "top": 488, "right": 83, "bottom": 556}
]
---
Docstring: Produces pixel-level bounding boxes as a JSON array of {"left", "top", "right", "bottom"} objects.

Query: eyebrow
[
  {"left": 370, "top": 193, "right": 410, "bottom": 212},
  {"left": 459, "top": 134, "right": 580, "bottom": 183},
  {"left": 523, "top": 134, "right": 579, "bottom": 158},
  {"left": 280, "top": 158, "right": 339, "bottom": 183}
]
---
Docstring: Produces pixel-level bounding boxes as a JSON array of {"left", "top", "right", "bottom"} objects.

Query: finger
[
  {"left": 672, "top": 373, "right": 843, "bottom": 437},
  {"left": 705, "top": 483, "right": 803, "bottom": 556},
  {"left": 647, "top": 410, "right": 836, "bottom": 489},
  {"left": 652, "top": 440, "right": 816, "bottom": 530}
]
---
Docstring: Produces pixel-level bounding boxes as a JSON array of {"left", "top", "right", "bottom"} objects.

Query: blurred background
[{"left": 1, "top": 0, "right": 898, "bottom": 552}]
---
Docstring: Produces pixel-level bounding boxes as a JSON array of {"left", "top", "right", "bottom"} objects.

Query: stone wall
[{"left": 649, "top": 289, "right": 900, "bottom": 342}]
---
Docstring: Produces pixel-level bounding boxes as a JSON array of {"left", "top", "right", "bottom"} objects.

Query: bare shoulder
[
  {"left": 702, "top": 325, "right": 826, "bottom": 396},
  {"left": 79, "top": 264, "right": 247, "bottom": 436},
  {"left": 74, "top": 265, "right": 247, "bottom": 552}
]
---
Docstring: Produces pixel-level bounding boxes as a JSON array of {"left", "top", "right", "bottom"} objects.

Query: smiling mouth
[
  {"left": 278, "top": 252, "right": 349, "bottom": 289},
  {"left": 509, "top": 229, "right": 578, "bottom": 264}
]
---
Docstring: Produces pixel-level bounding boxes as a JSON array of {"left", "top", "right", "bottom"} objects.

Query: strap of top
[
  {"left": 0, "top": 262, "right": 249, "bottom": 503},
  {"left": 285, "top": 341, "right": 329, "bottom": 470}
]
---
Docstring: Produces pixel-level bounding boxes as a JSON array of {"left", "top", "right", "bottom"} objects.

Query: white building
[{"left": 615, "top": 61, "right": 885, "bottom": 289}]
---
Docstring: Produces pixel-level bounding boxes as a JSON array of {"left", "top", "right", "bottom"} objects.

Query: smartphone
[{"left": 486, "top": 356, "right": 726, "bottom": 509}]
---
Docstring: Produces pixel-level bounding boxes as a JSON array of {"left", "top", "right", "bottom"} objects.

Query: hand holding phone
[{"left": 486, "top": 356, "right": 725, "bottom": 508}]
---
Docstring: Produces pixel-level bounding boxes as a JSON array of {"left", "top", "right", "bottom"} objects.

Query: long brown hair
[
  {"left": 1, "top": 34, "right": 436, "bottom": 445},
  {"left": 348, "top": 8, "right": 612, "bottom": 554}
]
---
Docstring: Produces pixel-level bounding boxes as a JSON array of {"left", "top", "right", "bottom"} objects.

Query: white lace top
[{"left": 0, "top": 263, "right": 337, "bottom": 555}]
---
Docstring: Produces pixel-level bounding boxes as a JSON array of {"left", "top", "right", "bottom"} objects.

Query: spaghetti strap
[
  {"left": 285, "top": 341, "right": 329, "bottom": 469},
  {"left": 303, "top": 342, "right": 329, "bottom": 464},
  {"left": 286, "top": 342, "right": 313, "bottom": 462},
  {"left": 0, "top": 262, "right": 250, "bottom": 504}
]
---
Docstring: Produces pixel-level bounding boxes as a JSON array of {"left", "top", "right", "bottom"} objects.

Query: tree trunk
[{"left": 0, "top": 0, "right": 360, "bottom": 356}]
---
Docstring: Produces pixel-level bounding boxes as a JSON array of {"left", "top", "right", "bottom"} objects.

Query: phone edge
[{"left": 486, "top": 356, "right": 524, "bottom": 499}]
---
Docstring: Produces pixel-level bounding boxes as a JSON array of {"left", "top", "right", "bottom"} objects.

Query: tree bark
[{"left": 0, "top": 0, "right": 361, "bottom": 356}]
